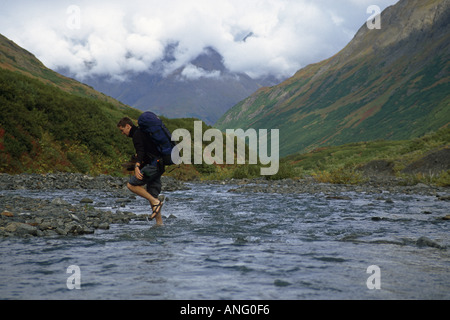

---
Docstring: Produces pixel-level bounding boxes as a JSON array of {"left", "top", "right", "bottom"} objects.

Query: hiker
[{"left": 117, "top": 117, "right": 164, "bottom": 225}]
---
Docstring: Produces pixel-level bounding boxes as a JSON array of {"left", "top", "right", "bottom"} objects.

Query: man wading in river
[{"left": 117, "top": 117, "right": 164, "bottom": 225}]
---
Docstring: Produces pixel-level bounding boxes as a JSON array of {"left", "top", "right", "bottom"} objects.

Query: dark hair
[{"left": 117, "top": 117, "right": 134, "bottom": 128}]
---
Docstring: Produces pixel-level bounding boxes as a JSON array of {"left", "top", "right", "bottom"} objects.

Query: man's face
[{"left": 118, "top": 124, "right": 132, "bottom": 137}]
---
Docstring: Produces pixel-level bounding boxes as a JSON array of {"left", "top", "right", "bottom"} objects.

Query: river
[{"left": 0, "top": 182, "right": 449, "bottom": 300}]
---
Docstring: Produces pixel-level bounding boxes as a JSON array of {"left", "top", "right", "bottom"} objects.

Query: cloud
[
  {"left": 180, "top": 64, "right": 221, "bottom": 80},
  {"left": 0, "top": 0, "right": 399, "bottom": 81}
]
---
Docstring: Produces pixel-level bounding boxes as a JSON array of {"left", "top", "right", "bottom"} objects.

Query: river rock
[
  {"left": 1, "top": 210, "right": 13, "bottom": 217},
  {"left": 416, "top": 236, "right": 445, "bottom": 249},
  {"left": 0, "top": 194, "right": 140, "bottom": 238},
  {"left": 221, "top": 176, "right": 449, "bottom": 197},
  {"left": 51, "top": 198, "right": 69, "bottom": 205},
  {"left": 98, "top": 222, "right": 110, "bottom": 230},
  {"left": 6, "top": 222, "right": 38, "bottom": 236},
  {"left": 0, "top": 173, "right": 189, "bottom": 192},
  {"left": 437, "top": 195, "right": 450, "bottom": 201}
]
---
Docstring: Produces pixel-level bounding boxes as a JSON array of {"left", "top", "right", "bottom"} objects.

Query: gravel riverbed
[
  {"left": 0, "top": 173, "right": 448, "bottom": 238},
  {"left": 0, "top": 173, "right": 188, "bottom": 238}
]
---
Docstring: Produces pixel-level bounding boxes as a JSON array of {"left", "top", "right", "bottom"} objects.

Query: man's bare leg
[{"left": 127, "top": 183, "right": 163, "bottom": 225}]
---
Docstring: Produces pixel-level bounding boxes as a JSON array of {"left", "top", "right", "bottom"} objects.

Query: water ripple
[{"left": 1, "top": 184, "right": 449, "bottom": 299}]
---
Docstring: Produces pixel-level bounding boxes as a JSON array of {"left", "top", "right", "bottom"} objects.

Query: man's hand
[{"left": 135, "top": 165, "right": 144, "bottom": 180}]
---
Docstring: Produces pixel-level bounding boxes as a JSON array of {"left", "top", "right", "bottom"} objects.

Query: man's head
[{"left": 117, "top": 117, "right": 134, "bottom": 136}]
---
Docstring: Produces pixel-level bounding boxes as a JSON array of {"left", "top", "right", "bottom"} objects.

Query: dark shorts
[{"left": 128, "top": 164, "right": 162, "bottom": 198}]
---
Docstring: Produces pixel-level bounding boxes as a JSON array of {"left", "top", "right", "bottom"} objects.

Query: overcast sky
[{"left": 1, "top": 0, "right": 399, "bottom": 81}]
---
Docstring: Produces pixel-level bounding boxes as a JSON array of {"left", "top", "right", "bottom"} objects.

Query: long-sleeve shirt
[{"left": 129, "top": 125, "right": 161, "bottom": 167}]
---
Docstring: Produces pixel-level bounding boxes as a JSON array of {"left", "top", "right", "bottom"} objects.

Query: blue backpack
[{"left": 138, "top": 112, "right": 175, "bottom": 165}]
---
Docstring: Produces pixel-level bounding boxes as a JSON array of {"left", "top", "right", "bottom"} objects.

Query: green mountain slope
[
  {"left": 215, "top": 0, "right": 450, "bottom": 157},
  {"left": 0, "top": 34, "right": 141, "bottom": 174},
  {"left": 0, "top": 33, "right": 218, "bottom": 177},
  {"left": 0, "top": 34, "right": 130, "bottom": 109}
]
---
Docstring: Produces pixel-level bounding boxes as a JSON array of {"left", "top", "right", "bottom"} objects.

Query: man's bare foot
[{"left": 150, "top": 195, "right": 165, "bottom": 220}]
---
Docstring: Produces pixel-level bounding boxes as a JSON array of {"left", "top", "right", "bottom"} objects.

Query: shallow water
[{"left": 1, "top": 183, "right": 449, "bottom": 300}]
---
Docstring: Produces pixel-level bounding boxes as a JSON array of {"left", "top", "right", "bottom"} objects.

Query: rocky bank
[
  {"left": 0, "top": 173, "right": 188, "bottom": 238},
  {"left": 0, "top": 172, "right": 188, "bottom": 192},
  {"left": 223, "top": 176, "right": 450, "bottom": 197},
  {"left": 0, "top": 195, "right": 139, "bottom": 237}
]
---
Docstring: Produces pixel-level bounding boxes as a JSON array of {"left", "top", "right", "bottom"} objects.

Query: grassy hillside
[
  {"left": 0, "top": 68, "right": 142, "bottom": 174},
  {"left": 216, "top": 0, "right": 450, "bottom": 157},
  {"left": 0, "top": 33, "right": 222, "bottom": 177},
  {"left": 0, "top": 66, "right": 226, "bottom": 177},
  {"left": 284, "top": 127, "right": 450, "bottom": 186},
  {"left": 285, "top": 127, "right": 447, "bottom": 168},
  {"left": 205, "top": 127, "right": 449, "bottom": 185},
  {"left": 0, "top": 34, "right": 129, "bottom": 110},
  {"left": 0, "top": 33, "right": 141, "bottom": 175},
  {"left": 0, "top": 66, "right": 225, "bottom": 178}
]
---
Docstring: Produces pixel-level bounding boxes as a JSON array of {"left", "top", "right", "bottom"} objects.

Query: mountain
[
  {"left": 0, "top": 33, "right": 222, "bottom": 178},
  {"left": 0, "top": 34, "right": 131, "bottom": 111},
  {"left": 0, "top": 33, "right": 143, "bottom": 174},
  {"left": 215, "top": 0, "right": 450, "bottom": 157},
  {"left": 78, "top": 47, "right": 280, "bottom": 125}
]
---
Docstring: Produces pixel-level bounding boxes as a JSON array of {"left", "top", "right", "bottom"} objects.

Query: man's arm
[
  {"left": 132, "top": 130, "right": 146, "bottom": 180},
  {"left": 132, "top": 130, "right": 146, "bottom": 167}
]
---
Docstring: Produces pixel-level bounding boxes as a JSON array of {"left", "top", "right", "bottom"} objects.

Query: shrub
[
  {"left": 265, "top": 162, "right": 299, "bottom": 180},
  {"left": 313, "top": 167, "right": 365, "bottom": 185}
]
